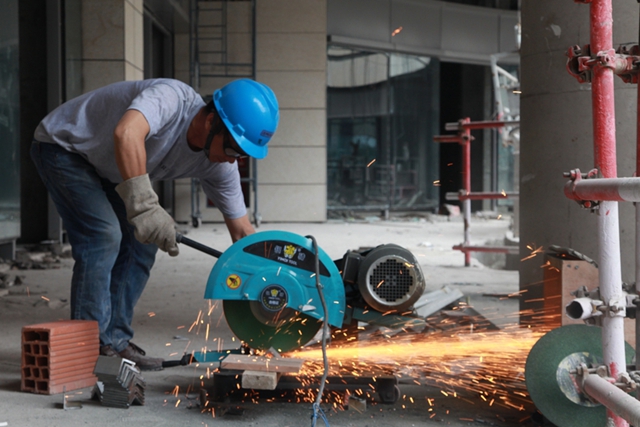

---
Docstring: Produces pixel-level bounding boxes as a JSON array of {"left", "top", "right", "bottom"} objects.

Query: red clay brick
[
  {"left": 21, "top": 320, "right": 99, "bottom": 395},
  {"left": 47, "top": 377, "right": 98, "bottom": 395}
]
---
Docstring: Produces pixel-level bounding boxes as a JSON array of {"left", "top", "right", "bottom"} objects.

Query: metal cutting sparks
[
  {"left": 521, "top": 244, "right": 543, "bottom": 262},
  {"left": 291, "top": 326, "right": 541, "bottom": 411}
]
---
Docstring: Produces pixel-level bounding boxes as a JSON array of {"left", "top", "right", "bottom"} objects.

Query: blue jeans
[{"left": 30, "top": 141, "right": 158, "bottom": 352}]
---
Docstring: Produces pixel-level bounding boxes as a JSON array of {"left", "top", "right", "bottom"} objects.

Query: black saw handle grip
[
  {"left": 162, "top": 353, "right": 195, "bottom": 368},
  {"left": 176, "top": 233, "right": 223, "bottom": 258}
]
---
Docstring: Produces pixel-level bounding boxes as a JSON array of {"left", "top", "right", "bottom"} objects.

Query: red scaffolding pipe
[
  {"left": 570, "top": 2, "right": 628, "bottom": 427},
  {"left": 433, "top": 118, "right": 519, "bottom": 266},
  {"left": 590, "top": 0, "right": 617, "bottom": 180}
]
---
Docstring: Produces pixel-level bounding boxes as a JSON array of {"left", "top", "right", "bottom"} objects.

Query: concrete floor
[{"left": 0, "top": 214, "right": 537, "bottom": 427}]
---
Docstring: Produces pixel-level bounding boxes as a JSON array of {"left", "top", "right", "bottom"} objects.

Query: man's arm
[
  {"left": 224, "top": 215, "right": 255, "bottom": 242},
  {"left": 114, "top": 109, "right": 150, "bottom": 180},
  {"left": 113, "top": 109, "right": 179, "bottom": 256}
]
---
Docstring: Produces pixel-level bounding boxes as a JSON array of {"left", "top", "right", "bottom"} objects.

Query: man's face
[{"left": 203, "top": 113, "right": 248, "bottom": 163}]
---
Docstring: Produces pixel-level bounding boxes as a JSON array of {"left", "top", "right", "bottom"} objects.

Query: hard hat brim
[{"left": 233, "top": 133, "right": 268, "bottom": 159}]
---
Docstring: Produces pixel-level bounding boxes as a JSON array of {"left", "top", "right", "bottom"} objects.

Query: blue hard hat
[{"left": 213, "top": 79, "right": 279, "bottom": 159}]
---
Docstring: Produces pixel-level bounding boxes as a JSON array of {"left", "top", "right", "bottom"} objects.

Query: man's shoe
[
  {"left": 100, "top": 345, "right": 119, "bottom": 357},
  {"left": 118, "top": 342, "right": 164, "bottom": 371}
]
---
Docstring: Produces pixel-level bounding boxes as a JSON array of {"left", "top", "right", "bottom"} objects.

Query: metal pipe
[
  {"left": 433, "top": 135, "right": 463, "bottom": 144},
  {"left": 582, "top": 373, "right": 640, "bottom": 426},
  {"left": 588, "top": 0, "right": 628, "bottom": 422},
  {"left": 444, "top": 120, "right": 520, "bottom": 131},
  {"left": 452, "top": 244, "right": 519, "bottom": 254},
  {"left": 564, "top": 177, "right": 640, "bottom": 202},
  {"left": 461, "top": 119, "right": 472, "bottom": 267},
  {"left": 445, "top": 191, "right": 519, "bottom": 201},
  {"left": 565, "top": 297, "right": 600, "bottom": 320},
  {"left": 435, "top": 118, "right": 517, "bottom": 266},
  {"left": 590, "top": 0, "right": 617, "bottom": 180}
]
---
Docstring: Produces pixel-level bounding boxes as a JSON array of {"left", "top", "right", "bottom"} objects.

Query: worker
[{"left": 30, "top": 78, "right": 279, "bottom": 371}]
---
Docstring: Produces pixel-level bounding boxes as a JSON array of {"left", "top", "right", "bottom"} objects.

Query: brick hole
[
  {"left": 36, "top": 381, "right": 48, "bottom": 392},
  {"left": 24, "top": 379, "right": 35, "bottom": 389},
  {"left": 40, "top": 332, "right": 49, "bottom": 341},
  {"left": 33, "top": 368, "right": 40, "bottom": 378},
  {"left": 33, "top": 345, "right": 40, "bottom": 355},
  {"left": 41, "top": 346, "right": 49, "bottom": 355},
  {"left": 23, "top": 344, "right": 31, "bottom": 354},
  {"left": 22, "top": 367, "right": 31, "bottom": 378},
  {"left": 23, "top": 331, "right": 40, "bottom": 342},
  {"left": 36, "top": 357, "right": 47, "bottom": 367},
  {"left": 24, "top": 355, "right": 35, "bottom": 365},
  {"left": 41, "top": 368, "right": 49, "bottom": 379}
]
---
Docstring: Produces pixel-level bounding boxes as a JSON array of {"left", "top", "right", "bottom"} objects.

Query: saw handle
[{"left": 175, "top": 233, "right": 223, "bottom": 258}]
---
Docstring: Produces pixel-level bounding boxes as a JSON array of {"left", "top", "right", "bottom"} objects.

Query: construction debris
[
  {"left": 2, "top": 242, "right": 71, "bottom": 271},
  {"left": 240, "top": 370, "right": 279, "bottom": 390},
  {"left": 220, "top": 354, "right": 304, "bottom": 373},
  {"left": 62, "top": 387, "right": 83, "bottom": 410},
  {"left": 345, "top": 393, "right": 367, "bottom": 413},
  {"left": 413, "top": 285, "right": 464, "bottom": 318},
  {"left": 93, "top": 356, "right": 146, "bottom": 408},
  {"left": 0, "top": 273, "right": 25, "bottom": 289}
]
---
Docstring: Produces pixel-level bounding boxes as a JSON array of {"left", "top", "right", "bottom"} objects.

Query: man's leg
[
  {"left": 30, "top": 142, "right": 121, "bottom": 347},
  {"left": 102, "top": 181, "right": 158, "bottom": 352}
]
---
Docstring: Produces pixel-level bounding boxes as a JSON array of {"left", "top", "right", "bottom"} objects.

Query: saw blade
[
  {"left": 223, "top": 299, "right": 322, "bottom": 353},
  {"left": 525, "top": 324, "right": 634, "bottom": 427}
]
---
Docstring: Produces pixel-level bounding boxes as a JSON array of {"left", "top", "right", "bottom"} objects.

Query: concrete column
[
  {"left": 519, "top": 2, "right": 638, "bottom": 321},
  {"left": 81, "top": 0, "right": 144, "bottom": 92},
  {"left": 255, "top": 0, "right": 328, "bottom": 222},
  {"left": 175, "top": 0, "right": 329, "bottom": 224}
]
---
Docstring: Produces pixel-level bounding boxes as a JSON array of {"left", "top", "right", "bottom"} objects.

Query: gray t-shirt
[{"left": 34, "top": 79, "right": 246, "bottom": 219}]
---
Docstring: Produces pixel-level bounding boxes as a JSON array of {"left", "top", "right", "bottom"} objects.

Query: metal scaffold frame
[
  {"left": 433, "top": 119, "right": 520, "bottom": 266},
  {"left": 188, "top": 0, "right": 260, "bottom": 227},
  {"left": 561, "top": 1, "right": 640, "bottom": 426}
]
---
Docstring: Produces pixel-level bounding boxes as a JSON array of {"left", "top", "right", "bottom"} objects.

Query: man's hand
[
  {"left": 116, "top": 174, "right": 179, "bottom": 256},
  {"left": 224, "top": 214, "right": 255, "bottom": 242}
]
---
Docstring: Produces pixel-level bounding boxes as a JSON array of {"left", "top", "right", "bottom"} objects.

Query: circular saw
[
  {"left": 177, "top": 230, "right": 427, "bottom": 354},
  {"left": 203, "top": 231, "right": 346, "bottom": 353}
]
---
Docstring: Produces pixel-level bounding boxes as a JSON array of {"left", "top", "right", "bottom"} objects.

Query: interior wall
[
  {"left": 519, "top": 1, "right": 638, "bottom": 319},
  {"left": 252, "top": 0, "right": 328, "bottom": 222},
  {"left": 174, "top": 0, "right": 328, "bottom": 224},
  {"left": 81, "top": 0, "right": 144, "bottom": 92}
]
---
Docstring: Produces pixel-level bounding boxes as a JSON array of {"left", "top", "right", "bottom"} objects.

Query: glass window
[
  {"left": 327, "top": 46, "right": 440, "bottom": 212},
  {"left": 0, "top": 0, "right": 20, "bottom": 240},
  {"left": 65, "top": 0, "right": 83, "bottom": 100}
]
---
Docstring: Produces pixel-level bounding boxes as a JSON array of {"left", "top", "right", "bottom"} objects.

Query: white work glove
[{"left": 115, "top": 174, "right": 179, "bottom": 257}]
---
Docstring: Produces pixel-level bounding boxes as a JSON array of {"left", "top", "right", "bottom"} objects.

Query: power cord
[{"left": 306, "top": 235, "right": 331, "bottom": 427}]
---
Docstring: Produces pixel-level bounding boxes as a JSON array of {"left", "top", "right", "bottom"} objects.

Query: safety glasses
[
  {"left": 203, "top": 120, "right": 248, "bottom": 160},
  {"left": 222, "top": 131, "right": 248, "bottom": 159}
]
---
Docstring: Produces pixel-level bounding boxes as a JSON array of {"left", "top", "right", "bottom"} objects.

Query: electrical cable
[{"left": 306, "top": 235, "right": 331, "bottom": 427}]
